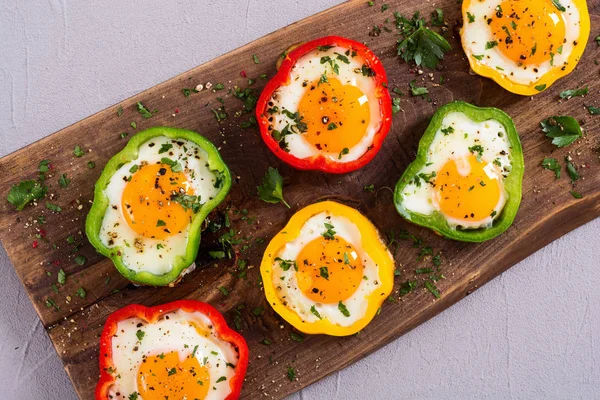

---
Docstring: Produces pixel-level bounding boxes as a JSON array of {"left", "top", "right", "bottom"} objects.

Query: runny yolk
[
  {"left": 295, "top": 235, "right": 364, "bottom": 303},
  {"left": 122, "top": 163, "right": 194, "bottom": 240},
  {"left": 137, "top": 351, "right": 210, "bottom": 400},
  {"left": 434, "top": 155, "right": 502, "bottom": 223},
  {"left": 298, "top": 77, "right": 371, "bottom": 154},
  {"left": 489, "top": 0, "right": 566, "bottom": 66}
]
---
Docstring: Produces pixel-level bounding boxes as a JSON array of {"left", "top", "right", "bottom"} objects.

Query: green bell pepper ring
[
  {"left": 394, "top": 101, "right": 524, "bottom": 243},
  {"left": 85, "top": 127, "right": 232, "bottom": 286}
]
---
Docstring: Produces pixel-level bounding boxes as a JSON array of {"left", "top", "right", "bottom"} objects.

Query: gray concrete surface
[{"left": 1, "top": 1, "right": 599, "bottom": 399}]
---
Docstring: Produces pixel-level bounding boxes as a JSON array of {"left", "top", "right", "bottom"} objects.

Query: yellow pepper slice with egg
[{"left": 260, "top": 201, "right": 394, "bottom": 336}]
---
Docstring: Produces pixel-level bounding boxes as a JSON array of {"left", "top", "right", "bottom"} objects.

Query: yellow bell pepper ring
[{"left": 260, "top": 201, "right": 394, "bottom": 336}]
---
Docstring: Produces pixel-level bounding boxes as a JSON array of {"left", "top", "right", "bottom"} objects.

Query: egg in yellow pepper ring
[
  {"left": 460, "top": 0, "right": 590, "bottom": 95},
  {"left": 260, "top": 201, "right": 394, "bottom": 336}
]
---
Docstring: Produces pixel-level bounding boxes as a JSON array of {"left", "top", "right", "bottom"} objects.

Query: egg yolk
[
  {"left": 434, "top": 155, "right": 502, "bottom": 223},
  {"left": 137, "top": 351, "right": 210, "bottom": 399},
  {"left": 295, "top": 235, "right": 364, "bottom": 303},
  {"left": 122, "top": 163, "right": 194, "bottom": 240},
  {"left": 298, "top": 77, "right": 371, "bottom": 154},
  {"left": 489, "top": 0, "right": 566, "bottom": 66}
]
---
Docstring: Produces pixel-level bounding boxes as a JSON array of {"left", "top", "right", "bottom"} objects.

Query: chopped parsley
[
  {"left": 275, "top": 257, "right": 296, "bottom": 272},
  {"left": 290, "top": 332, "right": 305, "bottom": 342},
  {"left": 425, "top": 281, "right": 441, "bottom": 298},
  {"left": 136, "top": 101, "right": 156, "bottom": 118},
  {"left": 218, "top": 286, "right": 229, "bottom": 296},
  {"left": 322, "top": 222, "right": 336, "bottom": 240},
  {"left": 7, "top": 180, "right": 47, "bottom": 210},
  {"left": 485, "top": 41, "right": 498, "bottom": 50},
  {"left": 57, "top": 269, "right": 66, "bottom": 285},
  {"left": 73, "top": 145, "right": 85, "bottom": 157},
  {"left": 338, "top": 301, "right": 350, "bottom": 317},
  {"left": 541, "top": 157, "right": 561, "bottom": 178},
  {"left": 565, "top": 157, "right": 579, "bottom": 183},
  {"left": 560, "top": 87, "right": 588, "bottom": 99},
  {"left": 75, "top": 287, "right": 87, "bottom": 298},
  {"left": 319, "top": 266, "right": 329, "bottom": 280},
  {"left": 46, "top": 202, "right": 62, "bottom": 213},
  {"left": 310, "top": 305, "right": 322, "bottom": 319},
  {"left": 338, "top": 147, "right": 349, "bottom": 159},
  {"left": 409, "top": 80, "right": 428, "bottom": 97},
  {"left": 156, "top": 219, "right": 167, "bottom": 227},
  {"left": 158, "top": 143, "right": 173, "bottom": 154},
  {"left": 74, "top": 255, "right": 87, "bottom": 266},
  {"left": 587, "top": 105, "right": 600, "bottom": 115},
  {"left": 287, "top": 366, "right": 297, "bottom": 381},
  {"left": 540, "top": 116, "right": 582, "bottom": 147},
  {"left": 171, "top": 194, "right": 202, "bottom": 213},
  {"left": 136, "top": 330, "right": 145, "bottom": 341}
]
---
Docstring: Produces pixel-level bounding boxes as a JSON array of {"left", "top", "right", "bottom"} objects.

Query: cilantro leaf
[
  {"left": 257, "top": 167, "right": 290, "bottom": 208},
  {"left": 540, "top": 116, "right": 582, "bottom": 148},
  {"left": 541, "top": 157, "right": 561, "bottom": 179},
  {"left": 7, "top": 180, "right": 47, "bottom": 210},
  {"left": 395, "top": 13, "right": 451, "bottom": 69}
]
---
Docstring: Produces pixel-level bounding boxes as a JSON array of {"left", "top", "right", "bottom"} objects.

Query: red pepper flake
[
  {"left": 32, "top": 240, "right": 38, "bottom": 249},
  {"left": 175, "top": 109, "right": 179, "bottom": 114},
  {"left": 39, "top": 229, "right": 47, "bottom": 238},
  {"left": 240, "top": 70, "right": 247, "bottom": 78},
  {"left": 53, "top": 259, "right": 60, "bottom": 266}
]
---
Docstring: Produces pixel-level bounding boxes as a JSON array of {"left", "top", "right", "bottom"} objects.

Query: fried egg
[
  {"left": 107, "top": 309, "right": 239, "bottom": 400},
  {"left": 99, "top": 136, "right": 221, "bottom": 276},
  {"left": 266, "top": 45, "right": 385, "bottom": 162},
  {"left": 461, "top": 0, "right": 590, "bottom": 95},
  {"left": 400, "top": 111, "right": 512, "bottom": 229},
  {"left": 262, "top": 201, "right": 394, "bottom": 336}
]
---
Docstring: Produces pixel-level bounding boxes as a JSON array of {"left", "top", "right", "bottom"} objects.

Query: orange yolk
[
  {"left": 298, "top": 77, "right": 370, "bottom": 154},
  {"left": 122, "top": 163, "right": 194, "bottom": 240},
  {"left": 137, "top": 351, "right": 210, "bottom": 399},
  {"left": 489, "top": 0, "right": 566, "bottom": 66},
  {"left": 295, "top": 236, "right": 364, "bottom": 303},
  {"left": 434, "top": 155, "right": 502, "bottom": 223}
]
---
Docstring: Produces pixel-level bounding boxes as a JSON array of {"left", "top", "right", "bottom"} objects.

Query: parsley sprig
[
  {"left": 257, "top": 167, "right": 290, "bottom": 208},
  {"left": 395, "top": 12, "right": 452, "bottom": 69}
]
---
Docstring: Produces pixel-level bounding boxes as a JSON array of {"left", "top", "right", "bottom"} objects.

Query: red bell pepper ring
[
  {"left": 96, "top": 300, "right": 249, "bottom": 400},
  {"left": 256, "top": 35, "right": 392, "bottom": 174}
]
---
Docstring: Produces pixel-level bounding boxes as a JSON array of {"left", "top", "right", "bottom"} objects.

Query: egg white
[
  {"left": 108, "top": 309, "right": 238, "bottom": 400},
  {"left": 462, "top": 0, "right": 583, "bottom": 85},
  {"left": 401, "top": 112, "right": 511, "bottom": 229},
  {"left": 271, "top": 212, "right": 382, "bottom": 327},
  {"left": 268, "top": 46, "right": 382, "bottom": 162},
  {"left": 100, "top": 136, "right": 219, "bottom": 275}
]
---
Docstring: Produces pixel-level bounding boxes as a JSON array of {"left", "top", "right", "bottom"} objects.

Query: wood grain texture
[{"left": 1, "top": 0, "right": 599, "bottom": 398}]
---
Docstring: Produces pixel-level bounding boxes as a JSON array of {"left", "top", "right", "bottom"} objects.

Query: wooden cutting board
[{"left": 1, "top": 0, "right": 599, "bottom": 398}]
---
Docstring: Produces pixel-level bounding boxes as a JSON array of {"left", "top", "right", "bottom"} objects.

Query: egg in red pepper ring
[
  {"left": 95, "top": 300, "right": 248, "bottom": 400},
  {"left": 256, "top": 36, "right": 392, "bottom": 174}
]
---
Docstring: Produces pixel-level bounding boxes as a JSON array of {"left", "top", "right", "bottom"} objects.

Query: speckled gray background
[{"left": 1, "top": 1, "right": 599, "bottom": 399}]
